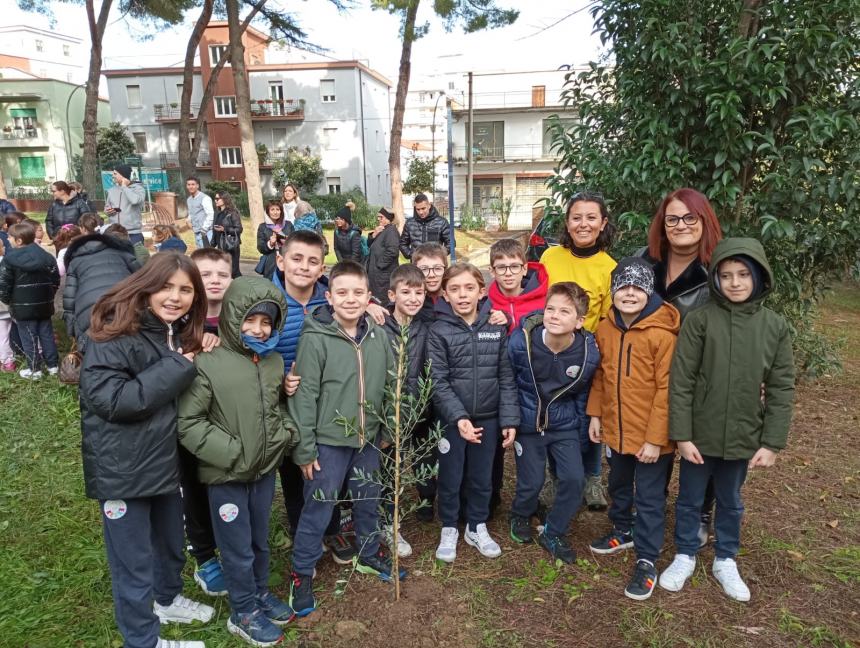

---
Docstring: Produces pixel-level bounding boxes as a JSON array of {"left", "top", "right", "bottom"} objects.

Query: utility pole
[
  {"left": 466, "top": 71, "right": 473, "bottom": 219},
  {"left": 446, "top": 97, "right": 456, "bottom": 260}
]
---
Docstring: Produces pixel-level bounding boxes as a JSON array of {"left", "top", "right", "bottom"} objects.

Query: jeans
[
  {"left": 16, "top": 318, "right": 58, "bottom": 371},
  {"left": 675, "top": 455, "right": 749, "bottom": 559},
  {"left": 279, "top": 457, "right": 342, "bottom": 538},
  {"left": 194, "top": 230, "right": 212, "bottom": 249},
  {"left": 128, "top": 232, "right": 144, "bottom": 246},
  {"left": 101, "top": 493, "right": 186, "bottom": 648}
]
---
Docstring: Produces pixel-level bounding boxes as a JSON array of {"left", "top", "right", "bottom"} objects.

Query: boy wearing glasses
[
  {"left": 488, "top": 238, "right": 549, "bottom": 333},
  {"left": 411, "top": 242, "right": 450, "bottom": 323}
]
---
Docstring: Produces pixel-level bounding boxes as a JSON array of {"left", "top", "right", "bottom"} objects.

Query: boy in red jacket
[{"left": 488, "top": 238, "right": 549, "bottom": 333}]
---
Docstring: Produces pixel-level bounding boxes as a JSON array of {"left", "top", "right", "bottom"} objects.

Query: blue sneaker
[
  {"left": 227, "top": 609, "right": 284, "bottom": 647},
  {"left": 356, "top": 548, "right": 407, "bottom": 583},
  {"left": 289, "top": 572, "right": 316, "bottom": 617},
  {"left": 193, "top": 558, "right": 227, "bottom": 597},
  {"left": 255, "top": 591, "right": 295, "bottom": 626}
]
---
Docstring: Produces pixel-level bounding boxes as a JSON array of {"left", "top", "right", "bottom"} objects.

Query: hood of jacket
[
  {"left": 433, "top": 295, "right": 493, "bottom": 328},
  {"left": 610, "top": 291, "right": 680, "bottom": 333},
  {"left": 413, "top": 204, "right": 443, "bottom": 223},
  {"left": 708, "top": 237, "right": 773, "bottom": 308},
  {"left": 303, "top": 302, "right": 371, "bottom": 340},
  {"left": 218, "top": 276, "right": 287, "bottom": 354},
  {"left": 488, "top": 262, "right": 548, "bottom": 306},
  {"left": 4, "top": 243, "right": 56, "bottom": 272},
  {"left": 64, "top": 233, "right": 136, "bottom": 266}
]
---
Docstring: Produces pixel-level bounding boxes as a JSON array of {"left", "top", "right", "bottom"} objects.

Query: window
[
  {"left": 126, "top": 84, "right": 142, "bottom": 108},
  {"left": 209, "top": 44, "right": 230, "bottom": 66},
  {"left": 132, "top": 132, "right": 148, "bottom": 153},
  {"left": 323, "top": 127, "right": 338, "bottom": 150},
  {"left": 176, "top": 83, "right": 184, "bottom": 101},
  {"left": 531, "top": 85, "right": 546, "bottom": 108},
  {"left": 269, "top": 81, "right": 284, "bottom": 115},
  {"left": 473, "top": 121, "right": 504, "bottom": 159},
  {"left": 542, "top": 118, "right": 576, "bottom": 155},
  {"left": 18, "top": 156, "right": 46, "bottom": 179},
  {"left": 63, "top": 44, "right": 71, "bottom": 57},
  {"left": 272, "top": 127, "right": 287, "bottom": 148},
  {"left": 35, "top": 40, "right": 44, "bottom": 53},
  {"left": 327, "top": 177, "right": 341, "bottom": 194},
  {"left": 219, "top": 147, "right": 242, "bottom": 167},
  {"left": 320, "top": 79, "right": 336, "bottom": 103},
  {"left": 214, "top": 96, "right": 237, "bottom": 117}
]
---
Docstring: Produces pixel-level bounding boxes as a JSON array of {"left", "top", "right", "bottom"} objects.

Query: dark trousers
[
  {"left": 665, "top": 459, "right": 716, "bottom": 523},
  {"left": 412, "top": 416, "right": 438, "bottom": 504},
  {"left": 279, "top": 457, "right": 343, "bottom": 538},
  {"left": 675, "top": 456, "right": 748, "bottom": 559},
  {"left": 128, "top": 232, "right": 145, "bottom": 246},
  {"left": 101, "top": 493, "right": 185, "bottom": 648},
  {"left": 438, "top": 418, "right": 499, "bottom": 528},
  {"left": 208, "top": 472, "right": 277, "bottom": 614},
  {"left": 178, "top": 446, "right": 216, "bottom": 566},
  {"left": 292, "top": 444, "right": 381, "bottom": 575},
  {"left": 607, "top": 451, "right": 673, "bottom": 563},
  {"left": 512, "top": 434, "right": 584, "bottom": 537},
  {"left": 490, "top": 431, "right": 505, "bottom": 509},
  {"left": 229, "top": 247, "right": 241, "bottom": 278},
  {"left": 582, "top": 440, "right": 602, "bottom": 477},
  {"left": 17, "top": 318, "right": 58, "bottom": 370}
]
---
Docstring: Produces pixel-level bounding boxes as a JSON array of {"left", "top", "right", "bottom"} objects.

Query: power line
[{"left": 514, "top": 3, "right": 596, "bottom": 42}]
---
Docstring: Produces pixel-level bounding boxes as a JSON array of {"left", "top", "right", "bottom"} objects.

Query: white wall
[{"left": 0, "top": 27, "right": 85, "bottom": 84}]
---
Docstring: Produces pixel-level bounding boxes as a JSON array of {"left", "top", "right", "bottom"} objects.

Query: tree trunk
[
  {"left": 178, "top": 0, "right": 214, "bottom": 183},
  {"left": 388, "top": 0, "right": 420, "bottom": 230},
  {"left": 0, "top": 165, "right": 7, "bottom": 199},
  {"left": 227, "top": 0, "right": 267, "bottom": 231},
  {"left": 738, "top": 0, "right": 763, "bottom": 38},
  {"left": 83, "top": 0, "right": 113, "bottom": 199}
]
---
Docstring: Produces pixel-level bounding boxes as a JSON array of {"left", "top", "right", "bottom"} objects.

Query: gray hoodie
[{"left": 105, "top": 182, "right": 146, "bottom": 234}]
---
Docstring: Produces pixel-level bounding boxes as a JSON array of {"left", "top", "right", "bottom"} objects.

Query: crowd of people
[{"left": 0, "top": 176, "right": 795, "bottom": 648}]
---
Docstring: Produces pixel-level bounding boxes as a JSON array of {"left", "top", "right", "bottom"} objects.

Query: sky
[{"left": 5, "top": 0, "right": 607, "bottom": 83}]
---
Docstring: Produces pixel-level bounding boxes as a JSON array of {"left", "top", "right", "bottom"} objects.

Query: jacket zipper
[
  {"left": 337, "top": 328, "right": 367, "bottom": 444},
  {"left": 524, "top": 329, "right": 543, "bottom": 434},
  {"left": 616, "top": 330, "right": 626, "bottom": 452},
  {"left": 626, "top": 344, "right": 632, "bottom": 377},
  {"left": 254, "top": 354, "right": 269, "bottom": 477},
  {"left": 165, "top": 322, "right": 175, "bottom": 351},
  {"left": 540, "top": 338, "right": 590, "bottom": 433},
  {"left": 471, "top": 325, "right": 479, "bottom": 416}
]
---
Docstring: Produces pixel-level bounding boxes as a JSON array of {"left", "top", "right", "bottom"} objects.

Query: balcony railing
[
  {"left": 0, "top": 127, "right": 47, "bottom": 147},
  {"left": 250, "top": 99, "right": 304, "bottom": 120},
  {"left": 154, "top": 103, "right": 201, "bottom": 121},
  {"left": 453, "top": 143, "right": 554, "bottom": 162},
  {"left": 159, "top": 151, "right": 211, "bottom": 168}
]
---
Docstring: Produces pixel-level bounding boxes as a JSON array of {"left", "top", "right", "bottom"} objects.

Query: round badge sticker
[
  {"left": 103, "top": 499, "right": 127, "bottom": 520},
  {"left": 565, "top": 365, "right": 581, "bottom": 379},
  {"left": 219, "top": 503, "right": 239, "bottom": 523},
  {"left": 513, "top": 441, "right": 523, "bottom": 457},
  {"left": 438, "top": 438, "right": 451, "bottom": 455}
]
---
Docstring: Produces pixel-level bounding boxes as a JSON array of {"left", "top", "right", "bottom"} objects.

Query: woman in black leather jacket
[
  {"left": 211, "top": 191, "right": 243, "bottom": 278},
  {"left": 45, "top": 181, "right": 90, "bottom": 239}
]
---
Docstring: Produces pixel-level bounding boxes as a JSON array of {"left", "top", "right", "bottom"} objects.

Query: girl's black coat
[
  {"left": 79, "top": 313, "right": 198, "bottom": 500},
  {"left": 426, "top": 299, "right": 520, "bottom": 427}
]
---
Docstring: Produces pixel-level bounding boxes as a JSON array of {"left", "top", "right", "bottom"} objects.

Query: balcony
[
  {"left": 154, "top": 103, "right": 201, "bottom": 122},
  {"left": 250, "top": 99, "right": 304, "bottom": 121},
  {"left": 452, "top": 143, "right": 553, "bottom": 163},
  {"left": 159, "top": 151, "right": 211, "bottom": 169},
  {"left": 0, "top": 127, "right": 48, "bottom": 148}
]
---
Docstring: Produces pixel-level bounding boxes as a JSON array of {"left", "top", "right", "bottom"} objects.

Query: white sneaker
[
  {"left": 464, "top": 523, "right": 502, "bottom": 558},
  {"left": 383, "top": 524, "right": 413, "bottom": 558},
  {"left": 18, "top": 368, "right": 42, "bottom": 380},
  {"left": 157, "top": 640, "right": 206, "bottom": 648},
  {"left": 435, "top": 526, "right": 458, "bottom": 563},
  {"left": 659, "top": 554, "right": 696, "bottom": 592},
  {"left": 47, "top": 366, "right": 59, "bottom": 376},
  {"left": 697, "top": 522, "right": 710, "bottom": 548},
  {"left": 154, "top": 594, "right": 215, "bottom": 625},
  {"left": 713, "top": 557, "right": 751, "bottom": 602}
]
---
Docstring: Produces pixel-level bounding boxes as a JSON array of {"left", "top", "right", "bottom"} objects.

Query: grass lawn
[{"left": 1, "top": 286, "right": 857, "bottom": 647}]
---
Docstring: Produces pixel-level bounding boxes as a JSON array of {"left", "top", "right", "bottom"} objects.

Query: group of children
[{"left": 2, "top": 197, "right": 792, "bottom": 648}]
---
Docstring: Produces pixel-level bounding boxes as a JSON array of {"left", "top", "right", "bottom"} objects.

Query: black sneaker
[
  {"left": 537, "top": 531, "right": 576, "bottom": 564},
  {"left": 624, "top": 559, "right": 657, "bottom": 601},
  {"left": 289, "top": 572, "right": 316, "bottom": 617},
  {"left": 227, "top": 609, "right": 283, "bottom": 647},
  {"left": 589, "top": 528, "right": 634, "bottom": 555},
  {"left": 323, "top": 533, "right": 357, "bottom": 565},
  {"left": 356, "top": 548, "right": 407, "bottom": 583},
  {"left": 509, "top": 514, "right": 534, "bottom": 544},
  {"left": 415, "top": 501, "right": 434, "bottom": 523}
]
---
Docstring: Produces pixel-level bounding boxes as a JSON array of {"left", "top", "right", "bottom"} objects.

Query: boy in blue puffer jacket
[{"left": 507, "top": 282, "right": 599, "bottom": 563}]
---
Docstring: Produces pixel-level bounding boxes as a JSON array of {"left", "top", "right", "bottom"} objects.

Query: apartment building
[
  {"left": 0, "top": 25, "right": 86, "bottom": 84},
  {"left": 398, "top": 82, "right": 452, "bottom": 198},
  {"left": 449, "top": 69, "right": 575, "bottom": 230},
  {"left": 103, "top": 22, "right": 392, "bottom": 205}
]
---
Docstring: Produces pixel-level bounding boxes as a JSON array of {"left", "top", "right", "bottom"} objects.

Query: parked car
[{"left": 525, "top": 214, "right": 561, "bottom": 261}]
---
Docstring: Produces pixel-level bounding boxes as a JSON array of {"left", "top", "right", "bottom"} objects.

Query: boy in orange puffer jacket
[{"left": 585, "top": 257, "right": 680, "bottom": 601}]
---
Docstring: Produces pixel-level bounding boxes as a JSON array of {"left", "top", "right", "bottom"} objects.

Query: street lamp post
[
  {"left": 64, "top": 83, "right": 86, "bottom": 184},
  {"left": 430, "top": 91, "right": 445, "bottom": 195}
]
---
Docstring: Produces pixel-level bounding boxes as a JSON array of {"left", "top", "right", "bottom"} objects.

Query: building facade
[
  {"left": 0, "top": 25, "right": 86, "bottom": 84},
  {"left": 0, "top": 78, "right": 110, "bottom": 193},
  {"left": 103, "top": 22, "right": 392, "bottom": 205}
]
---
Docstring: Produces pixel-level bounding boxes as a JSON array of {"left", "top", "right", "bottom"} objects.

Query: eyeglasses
[
  {"left": 417, "top": 265, "right": 445, "bottom": 277},
  {"left": 492, "top": 263, "right": 524, "bottom": 275},
  {"left": 665, "top": 213, "right": 699, "bottom": 228}
]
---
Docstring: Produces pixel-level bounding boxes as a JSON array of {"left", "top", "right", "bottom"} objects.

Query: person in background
[
  {"left": 1, "top": 212, "right": 24, "bottom": 249},
  {"left": 153, "top": 224, "right": 188, "bottom": 254},
  {"left": 399, "top": 193, "right": 451, "bottom": 260},
  {"left": 77, "top": 212, "right": 103, "bottom": 236},
  {"left": 255, "top": 200, "right": 293, "bottom": 279},
  {"left": 69, "top": 181, "right": 95, "bottom": 213},
  {"left": 0, "top": 197, "right": 17, "bottom": 216},
  {"left": 45, "top": 181, "right": 90, "bottom": 239},
  {"left": 105, "top": 165, "right": 146, "bottom": 245},
  {"left": 105, "top": 224, "right": 150, "bottom": 265},
  {"left": 186, "top": 177, "right": 214, "bottom": 249},
  {"left": 0, "top": 236, "right": 14, "bottom": 372},
  {"left": 281, "top": 183, "right": 300, "bottom": 224},
  {"left": 52, "top": 224, "right": 82, "bottom": 277},
  {"left": 211, "top": 191, "right": 243, "bottom": 279},
  {"left": 332, "top": 201, "right": 364, "bottom": 263},
  {"left": 23, "top": 218, "right": 46, "bottom": 247},
  {"left": 367, "top": 207, "right": 400, "bottom": 304}
]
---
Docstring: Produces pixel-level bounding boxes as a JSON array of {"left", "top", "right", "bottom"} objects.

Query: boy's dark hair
[
  {"left": 8, "top": 221, "right": 36, "bottom": 245},
  {"left": 279, "top": 229, "right": 326, "bottom": 257},
  {"left": 190, "top": 247, "right": 231, "bottom": 264},
  {"left": 186, "top": 175, "right": 200, "bottom": 185},
  {"left": 23, "top": 217, "right": 41, "bottom": 230},
  {"left": 546, "top": 281, "right": 590, "bottom": 318},
  {"left": 414, "top": 193, "right": 429, "bottom": 204},
  {"left": 5, "top": 212, "right": 25, "bottom": 228},
  {"left": 389, "top": 264, "right": 426, "bottom": 291},
  {"left": 78, "top": 212, "right": 102, "bottom": 234},
  {"left": 559, "top": 191, "right": 616, "bottom": 252},
  {"left": 489, "top": 237, "right": 527, "bottom": 266},
  {"left": 104, "top": 224, "right": 129, "bottom": 240},
  {"left": 412, "top": 242, "right": 448, "bottom": 265},
  {"left": 329, "top": 260, "right": 369, "bottom": 288},
  {"left": 442, "top": 262, "right": 485, "bottom": 290}
]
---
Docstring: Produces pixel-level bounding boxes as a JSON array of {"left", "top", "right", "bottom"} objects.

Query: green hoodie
[
  {"left": 178, "top": 277, "right": 296, "bottom": 484},
  {"left": 669, "top": 238, "right": 795, "bottom": 460},
  {"left": 288, "top": 305, "right": 395, "bottom": 466}
]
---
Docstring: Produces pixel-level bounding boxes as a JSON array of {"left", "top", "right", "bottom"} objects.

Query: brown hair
[
  {"left": 412, "top": 242, "right": 448, "bottom": 265},
  {"left": 104, "top": 223, "right": 129, "bottom": 240},
  {"left": 89, "top": 253, "right": 206, "bottom": 353},
  {"left": 53, "top": 225, "right": 82, "bottom": 252},
  {"left": 442, "top": 262, "right": 485, "bottom": 290},
  {"left": 266, "top": 200, "right": 283, "bottom": 220},
  {"left": 489, "top": 237, "right": 526, "bottom": 266},
  {"left": 282, "top": 182, "right": 300, "bottom": 201},
  {"left": 389, "top": 264, "right": 426, "bottom": 291},
  {"left": 279, "top": 229, "right": 326, "bottom": 256},
  {"left": 9, "top": 221, "right": 36, "bottom": 245},
  {"left": 558, "top": 192, "right": 615, "bottom": 252},
  {"left": 647, "top": 188, "right": 723, "bottom": 265},
  {"left": 51, "top": 181, "right": 73, "bottom": 195},
  {"left": 190, "top": 247, "right": 231, "bottom": 265},
  {"left": 4, "top": 212, "right": 25, "bottom": 229},
  {"left": 78, "top": 213, "right": 102, "bottom": 234},
  {"left": 546, "top": 281, "right": 590, "bottom": 318},
  {"left": 329, "top": 259, "right": 369, "bottom": 288},
  {"left": 152, "top": 224, "right": 179, "bottom": 242}
]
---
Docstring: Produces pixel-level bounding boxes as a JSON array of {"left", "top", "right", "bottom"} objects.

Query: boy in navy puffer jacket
[{"left": 507, "top": 282, "right": 599, "bottom": 563}]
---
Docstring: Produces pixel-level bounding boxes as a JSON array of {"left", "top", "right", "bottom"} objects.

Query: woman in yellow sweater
[
  {"left": 539, "top": 191, "right": 616, "bottom": 509},
  {"left": 540, "top": 192, "right": 617, "bottom": 332}
]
